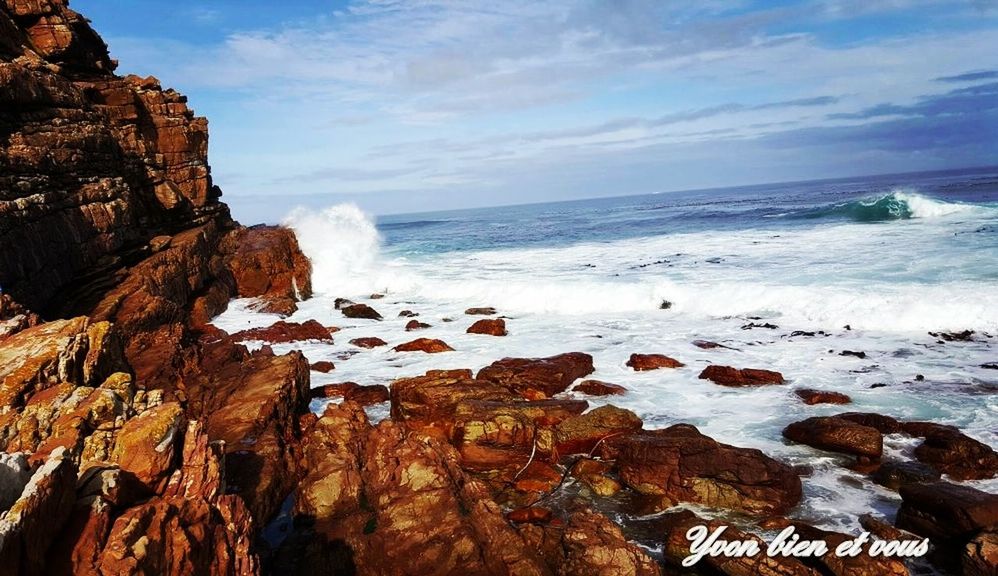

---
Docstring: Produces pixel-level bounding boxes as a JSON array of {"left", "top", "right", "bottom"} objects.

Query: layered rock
[{"left": 477, "top": 353, "right": 595, "bottom": 399}]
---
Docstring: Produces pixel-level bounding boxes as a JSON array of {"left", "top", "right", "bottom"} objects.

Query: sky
[{"left": 75, "top": 0, "right": 998, "bottom": 222}]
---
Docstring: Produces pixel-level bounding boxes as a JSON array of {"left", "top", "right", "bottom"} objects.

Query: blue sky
[{"left": 76, "top": 0, "right": 998, "bottom": 222}]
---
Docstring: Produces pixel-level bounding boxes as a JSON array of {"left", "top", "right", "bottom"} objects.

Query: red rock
[
  {"left": 405, "top": 319, "right": 431, "bottom": 331},
  {"left": 898, "top": 482, "right": 998, "bottom": 543},
  {"left": 232, "top": 319, "right": 333, "bottom": 343},
  {"left": 310, "top": 360, "right": 335, "bottom": 373},
  {"left": 507, "top": 506, "right": 553, "bottom": 524},
  {"left": 795, "top": 388, "right": 852, "bottom": 405},
  {"left": 467, "top": 318, "right": 507, "bottom": 336},
  {"left": 836, "top": 412, "right": 903, "bottom": 434},
  {"left": 341, "top": 303, "right": 382, "bottom": 320},
  {"left": 311, "top": 381, "right": 360, "bottom": 399},
  {"left": 699, "top": 364, "right": 785, "bottom": 386},
  {"left": 222, "top": 225, "right": 313, "bottom": 303},
  {"left": 783, "top": 416, "right": 883, "bottom": 460},
  {"left": 349, "top": 336, "right": 387, "bottom": 349},
  {"left": 393, "top": 338, "right": 453, "bottom": 353},
  {"left": 391, "top": 370, "right": 518, "bottom": 437},
  {"left": 555, "top": 405, "right": 643, "bottom": 456},
  {"left": 569, "top": 458, "right": 621, "bottom": 497},
  {"left": 477, "top": 352, "right": 595, "bottom": 399},
  {"left": 626, "top": 353, "right": 684, "bottom": 371},
  {"left": 111, "top": 402, "right": 184, "bottom": 495},
  {"left": 600, "top": 425, "right": 802, "bottom": 515},
  {"left": 903, "top": 422, "right": 998, "bottom": 480},
  {"left": 573, "top": 379, "right": 627, "bottom": 396},
  {"left": 965, "top": 531, "right": 998, "bottom": 576},
  {"left": 465, "top": 307, "right": 497, "bottom": 315}
]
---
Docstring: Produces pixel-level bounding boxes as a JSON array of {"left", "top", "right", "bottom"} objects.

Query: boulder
[
  {"left": 477, "top": 353, "right": 595, "bottom": 399},
  {"left": 573, "top": 380, "right": 627, "bottom": 396},
  {"left": 465, "top": 307, "right": 497, "bottom": 315},
  {"left": 391, "top": 370, "right": 518, "bottom": 437},
  {"left": 404, "top": 319, "right": 430, "bottom": 331},
  {"left": 600, "top": 425, "right": 802, "bottom": 515},
  {"left": 310, "top": 360, "right": 335, "bottom": 373},
  {"left": 393, "top": 338, "right": 453, "bottom": 353},
  {"left": 903, "top": 422, "right": 998, "bottom": 480},
  {"left": 897, "top": 482, "right": 998, "bottom": 544},
  {"left": 110, "top": 402, "right": 184, "bottom": 495},
  {"left": 626, "top": 353, "right": 684, "bottom": 371},
  {"left": 349, "top": 337, "right": 387, "bottom": 349},
  {"left": 232, "top": 319, "right": 333, "bottom": 343},
  {"left": 221, "top": 225, "right": 312, "bottom": 304},
  {"left": 795, "top": 388, "right": 851, "bottom": 405},
  {"left": 699, "top": 365, "right": 784, "bottom": 386},
  {"left": 467, "top": 318, "right": 507, "bottom": 336},
  {"left": 783, "top": 416, "right": 883, "bottom": 461},
  {"left": 554, "top": 405, "right": 643, "bottom": 456},
  {"left": 341, "top": 304, "right": 382, "bottom": 320}
]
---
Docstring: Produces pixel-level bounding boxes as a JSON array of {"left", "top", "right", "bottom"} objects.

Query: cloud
[{"left": 935, "top": 70, "right": 998, "bottom": 83}]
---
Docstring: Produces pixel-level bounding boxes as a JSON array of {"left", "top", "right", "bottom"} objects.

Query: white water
[{"left": 215, "top": 200, "right": 998, "bottom": 534}]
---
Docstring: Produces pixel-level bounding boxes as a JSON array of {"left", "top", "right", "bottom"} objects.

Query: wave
[{"left": 796, "top": 189, "right": 982, "bottom": 222}]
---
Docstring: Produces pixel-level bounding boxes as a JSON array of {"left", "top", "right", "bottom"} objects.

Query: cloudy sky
[{"left": 77, "top": 0, "right": 998, "bottom": 222}]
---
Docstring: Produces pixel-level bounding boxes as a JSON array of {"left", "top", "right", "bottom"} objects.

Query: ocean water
[{"left": 215, "top": 167, "right": 998, "bottom": 535}]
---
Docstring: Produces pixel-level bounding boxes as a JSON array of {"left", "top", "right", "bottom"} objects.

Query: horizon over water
[{"left": 214, "top": 165, "right": 998, "bottom": 550}]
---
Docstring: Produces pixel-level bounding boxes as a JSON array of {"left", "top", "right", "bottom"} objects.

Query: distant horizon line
[{"left": 368, "top": 163, "right": 998, "bottom": 221}]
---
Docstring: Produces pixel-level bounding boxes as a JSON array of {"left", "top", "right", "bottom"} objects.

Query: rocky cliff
[{"left": 0, "top": 1, "right": 314, "bottom": 574}]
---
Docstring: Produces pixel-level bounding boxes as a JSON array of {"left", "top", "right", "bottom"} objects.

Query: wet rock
[
  {"left": 981, "top": 362, "right": 998, "bottom": 370},
  {"left": 836, "top": 412, "right": 903, "bottom": 434},
  {"left": 349, "top": 337, "right": 387, "bottom": 349},
  {"left": 393, "top": 337, "right": 453, "bottom": 353},
  {"left": 600, "top": 424, "right": 802, "bottom": 515},
  {"left": 569, "top": 458, "right": 621, "bottom": 497},
  {"left": 507, "top": 506, "right": 553, "bottom": 525},
  {"left": 964, "top": 531, "right": 998, "bottom": 576},
  {"left": 789, "top": 522, "right": 908, "bottom": 576},
  {"left": 369, "top": 293, "right": 384, "bottom": 299},
  {"left": 871, "top": 460, "right": 940, "bottom": 490},
  {"left": 552, "top": 509, "right": 662, "bottom": 576},
  {"left": 573, "top": 379, "right": 627, "bottom": 396},
  {"left": 341, "top": 303, "right": 382, "bottom": 320},
  {"left": 626, "top": 353, "right": 684, "bottom": 371},
  {"left": 741, "top": 322, "right": 778, "bottom": 330},
  {"left": 554, "top": 405, "right": 643, "bottom": 456},
  {"left": 795, "top": 388, "right": 851, "bottom": 405},
  {"left": 839, "top": 350, "right": 867, "bottom": 358},
  {"left": 478, "top": 352, "right": 595, "bottom": 399},
  {"left": 929, "top": 330, "right": 975, "bottom": 342},
  {"left": 783, "top": 416, "right": 883, "bottom": 460},
  {"left": 310, "top": 383, "right": 389, "bottom": 406},
  {"left": 404, "top": 319, "right": 431, "bottom": 331},
  {"left": 334, "top": 298, "right": 355, "bottom": 310},
  {"left": 467, "top": 318, "right": 507, "bottom": 336},
  {"left": 897, "top": 482, "right": 998, "bottom": 544},
  {"left": 398, "top": 310, "right": 418, "bottom": 317},
  {"left": 692, "top": 339, "right": 734, "bottom": 350},
  {"left": 699, "top": 365, "right": 785, "bottom": 387},
  {"left": 232, "top": 319, "right": 333, "bottom": 343},
  {"left": 903, "top": 422, "right": 998, "bottom": 481},
  {"left": 465, "top": 307, "right": 497, "bottom": 315},
  {"left": 310, "top": 360, "right": 335, "bottom": 373}
]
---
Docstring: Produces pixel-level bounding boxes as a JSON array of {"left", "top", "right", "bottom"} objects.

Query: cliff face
[
  {"left": 0, "top": 2, "right": 315, "bottom": 574},
  {"left": 0, "top": 0, "right": 225, "bottom": 316}
]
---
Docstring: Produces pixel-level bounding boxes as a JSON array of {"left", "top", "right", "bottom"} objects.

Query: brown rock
[
  {"left": 222, "top": 225, "right": 312, "bottom": 303},
  {"left": 467, "top": 318, "right": 507, "bottom": 336},
  {"left": 897, "top": 482, "right": 998, "bottom": 543},
  {"left": 783, "top": 416, "right": 883, "bottom": 460},
  {"left": 836, "top": 412, "right": 903, "bottom": 434},
  {"left": 599, "top": 425, "right": 802, "bottom": 515},
  {"left": 573, "top": 380, "right": 627, "bottom": 396},
  {"left": 870, "top": 460, "right": 940, "bottom": 491},
  {"left": 391, "top": 369, "right": 518, "bottom": 437},
  {"left": 310, "top": 360, "right": 335, "bottom": 373},
  {"left": 398, "top": 310, "right": 418, "bottom": 317},
  {"left": 507, "top": 506, "right": 553, "bottom": 524},
  {"left": 795, "top": 388, "right": 851, "bottom": 405},
  {"left": 699, "top": 364, "right": 784, "bottom": 386},
  {"left": 626, "top": 353, "right": 684, "bottom": 371},
  {"left": 466, "top": 307, "right": 497, "bottom": 315},
  {"left": 341, "top": 303, "right": 382, "bottom": 320},
  {"left": 393, "top": 338, "right": 453, "bottom": 353},
  {"left": 349, "top": 337, "right": 387, "bottom": 349},
  {"left": 309, "top": 382, "right": 389, "bottom": 406},
  {"left": 569, "top": 458, "right": 621, "bottom": 497},
  {"left": 964, "top": 531, "right": 998, "bottom": 576},
  {"left": 554, "top": 405, "right": 643, "bottom": 456},
  {"left": 532, "top": 508, "right": 662, "bottom": 576},
  {"left": 477, "top": 352, "right": 595, "bottom": 399},
  {"left": 110, "top": 402, "right": 184, "bottom": 495},
  {"left": 404, "top": 319, "right": 430, "bottom": 331},
  {"left": 789, "top": 522, "right": 908, "bottom": 576},
  {"left": 232, "top": 319, "right": 333, "bottom": 343},
  {"left": 903, "top": 422, "right": 998, "bottom": 480}
]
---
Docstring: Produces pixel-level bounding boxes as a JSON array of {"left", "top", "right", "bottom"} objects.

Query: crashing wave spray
[
  {"left": 283, "top": 203, "right": 387, "bottom": 295},
  {"left": 800, "top": 188, "right": 982, "bottom": 222}
]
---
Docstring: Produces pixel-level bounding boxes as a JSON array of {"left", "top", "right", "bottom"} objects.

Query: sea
[{"left": 215, "top": 166, "right": 998, "bottom": 539}]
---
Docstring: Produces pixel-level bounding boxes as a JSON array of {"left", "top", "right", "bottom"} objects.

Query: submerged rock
[
  {"left": 341, "top": 303, "right": 383, "bottom": 320},
  {"left": 232, "top": 319, "right": 334, "bottom": 344},
  {"left": 795, "top": 388, "right": 852, "bottom": 405},
  {"left": 783, "top": 416, "right": 883, "bottom": 461},
  {"left": 349, "top": 336, "right": 388, "bottom": 349},
  {"left": 393, "top": 338, "right": 454, "bottom": 353},
  {"left": 404, "top": 319, "right": 431, "bottom": 331},
  {"left": 465, "top": 307, "right": 497, "bottom": 315},
  {"left": 573, "top": 379, "right": 627, "bottom": 396},
  {"left": 626, "top": 353, "right": 684, "bottom": 371}
]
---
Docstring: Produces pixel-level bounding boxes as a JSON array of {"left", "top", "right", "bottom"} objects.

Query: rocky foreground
[{"left": 1, "top": 1, "right": 997, "bottom": 575}]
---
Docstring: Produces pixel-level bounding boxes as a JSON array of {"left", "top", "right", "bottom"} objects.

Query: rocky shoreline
[{"left": 1, "top": 1, "right": 996, "bottom": 575}]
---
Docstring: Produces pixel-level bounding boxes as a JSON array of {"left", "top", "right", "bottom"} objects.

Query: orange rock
[
  {"left": 350, "top": 336, "right": 387, "bottom": 348},
  {"left": 626, "top": 353, "right": 684, "bottom": 371},
  {"left": 477, "top": 352, "right": 594, "bottom": 398},
  {"left": 467, "top": 318, "right": 507, "bottom": 336},
  {"left": 573, "top": 379, "right": 627, "bottom": 396},
  {"left": 232, "top": 319, "right": 333, "bottom": 343},
  {"left": 393, "top": 338, "right": 453, "bottom": 353},
  {"left": 699, "top": 364, "right": 785, "bottom": 386},
  {"left": 111, "top": 402, "right": 184, "bottom": 495},
  {"left": 507, "top": 506, "right": 553, "bottom": 524}
]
